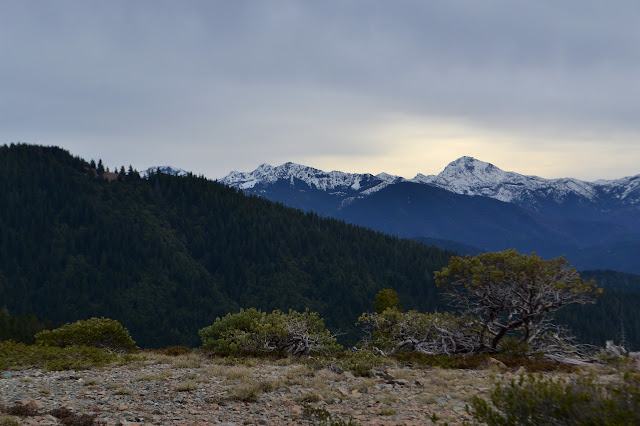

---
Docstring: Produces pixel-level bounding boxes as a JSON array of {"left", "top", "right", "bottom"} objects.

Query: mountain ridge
[
  {"left": 221, "top": 156, "right": 640, "bottom": 212},
  {"left": 219, "top": 157, "right": 640, "bottom": 273}
]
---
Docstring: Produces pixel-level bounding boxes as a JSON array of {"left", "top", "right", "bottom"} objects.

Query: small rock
[
  {"left": 515, "top": 366, "right": 526, "bottom": 375},
  {"left": 337, "top": 386, "right": 350, "bottom": 396},
  {"left": 257, "top": 420, "right": 270, "bottom": 425},
  {"left": 288, "top": 386, "right": 300, "bottom": 395},
  {"left": 487, "top": 357, "right": 508, "bottom": 372},
  {"left": 290, "top": 406, "right": 303, "bottom": 415},
  {"left": 374, "top": 371, "right": 396, "bottom": 381},
  {"left": 3, "top": 371, "right": 12, "bottom": 379},
  {"left": 25, "top": 400, "right": 44, "bottom": 410}
]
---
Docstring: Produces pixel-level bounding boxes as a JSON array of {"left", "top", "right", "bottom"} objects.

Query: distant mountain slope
[
  {"left": 0, "top": 144, "right": 454, "bottom": 347},
  {"left": 414, "top": 156, "right": 640, "bottom": 226},
  {"left": 221, "top": 162, "right": 403, "bottom": 215},
  {"left": 222, "top": 158, "right": 640, "bottom": 273},
  {"left": 223, "top": 157, "right": 640, "bottom": 219}
]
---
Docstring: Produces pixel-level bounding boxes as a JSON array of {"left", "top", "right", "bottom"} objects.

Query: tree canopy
[{"left": 435, "top": 249, "right": 602, "bottom": 351}]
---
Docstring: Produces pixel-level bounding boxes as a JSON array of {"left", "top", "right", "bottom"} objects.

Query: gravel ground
[{"left": 0, "top": 353, "right": 581, "bottom": 425}]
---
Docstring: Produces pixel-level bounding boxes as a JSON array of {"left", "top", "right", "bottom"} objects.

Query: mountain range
[
  {"left": 221, "top": 157, "right": 640, "bottom": 274},
  {"left": 3, "top": 144, "right": 640, "bottom": 349}
]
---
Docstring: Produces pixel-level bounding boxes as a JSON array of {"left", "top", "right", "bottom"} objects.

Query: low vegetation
[
  {"left": 199, "top": 308, "right": 342, "bottom": 355},
  {"left": 469, "top": 371, "right": 640, "bottom": 425},
  {"left": 35, "top": 317, "right": 137, "bottom": 353},
  {"left": 0, "top": 341, "right": 126, "bottom": 371}
]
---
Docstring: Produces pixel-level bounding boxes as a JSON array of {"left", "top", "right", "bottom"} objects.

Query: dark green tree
[{"left": 435, "top": 250, "right": 602, "bottom": 351}]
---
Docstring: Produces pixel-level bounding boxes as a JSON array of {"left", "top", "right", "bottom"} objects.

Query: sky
[{"left": 1, "top": 0, "right": 639, "bottom": 181}]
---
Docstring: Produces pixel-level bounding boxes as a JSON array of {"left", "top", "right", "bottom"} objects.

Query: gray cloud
[{"left": 1, "top": 0, "right": 639, "bottom": 179}]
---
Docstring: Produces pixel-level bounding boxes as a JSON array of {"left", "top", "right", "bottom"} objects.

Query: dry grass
[
  {"left": 112, "top": 386, "right": 132, "bottom": 395},
  {"left": 139, "top": 351, "right": 174, "bottom": 365},
  {"left": 378, "top": 391, "right": 399, "bottom": 405},
  {"left": 307, "top": 376, "right": 342, "bottom": 402},
  {"left": 387, "top": 368, "right": 416, "bottom": 381},
  {"left": 135, "top": 370, "right": 174, "bottom": 381},
  {"left": 355, "top": 377, "right": 376, "bottom": 393},
  {"left": 224, "top": 365, "right": 255, "bottom": 381},
  {"left": 284, "top": 365, "right": 315, "bottom": 385},
  {"left": 314, "top": 368, "right": 342, "bottom": 382},
  {"left": 0, "top": 415, "right": 21, "bottom": 426},
  {"left": 295, "top": 391, "right": 322, "bottom": 403},
  {"left": 379, "top": 408, "right": 397, "bottom": 416},
  {"left": 228, "top": 378, "right": 276, "bottom": 402},
  {"left": 170, "top": 353, "right": 203, "bottom": 369},
  {"left": 176, "top": 381, "right": 197, "bottom": 392}
]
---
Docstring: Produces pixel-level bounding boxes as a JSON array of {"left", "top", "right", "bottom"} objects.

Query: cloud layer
[{"left": 2, "top": 1, "right": 639, "bottom": 180}]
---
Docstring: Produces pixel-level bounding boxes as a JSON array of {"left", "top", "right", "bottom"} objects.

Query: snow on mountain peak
[
  {"left": 221, "top": 157, "right": 640, "bottom": 210},
  {"left": 412, "top": 156, "right": 599, "bottom": 204},
  {"left": 221, "top": 162, "right": 403, "bottom": 193}
]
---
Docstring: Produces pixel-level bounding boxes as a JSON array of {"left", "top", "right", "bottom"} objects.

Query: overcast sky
[{"left": 2, "top": 1, "right": 639, "bottom": 181}]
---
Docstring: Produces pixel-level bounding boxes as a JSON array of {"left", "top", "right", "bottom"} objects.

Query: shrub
[
  {"left": 35, "top": 318, "right": 137, "bottom": 353},
  {"left": 330, "top": 350, "right": 388, "bottom": 377},
  {"left": 302, "top": 405, "right": 360, "bottom": 426},
  {"left": 199, "top": 308, "right": 342, "bottom": 355},
  {"left": 497, "top": 336, "right": 531, "bottom": 359},
  {"left": 469, "top": 372, "right": 640, "bottom": 425},
  {"left": 357, "top": 309, "right": 480, "bottom": 355}
]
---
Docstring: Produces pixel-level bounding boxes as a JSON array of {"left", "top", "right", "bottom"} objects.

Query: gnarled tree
[{"left": 434, "top": 249, "right": 602, "bottom": 353}]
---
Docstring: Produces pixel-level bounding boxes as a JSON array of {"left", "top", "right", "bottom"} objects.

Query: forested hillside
[
  {"left": 0, "top": 144, "right": 453, "bottom": 347},
  {"left": 1, "top": 144, "right": 639, "bottom": 349}
]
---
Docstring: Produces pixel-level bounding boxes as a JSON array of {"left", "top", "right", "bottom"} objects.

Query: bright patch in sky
[{"left": 1, "top": 1, "right": 639, "bottom": 181}]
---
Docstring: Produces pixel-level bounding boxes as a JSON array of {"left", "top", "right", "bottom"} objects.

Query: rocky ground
[{"left": 0, "top": 352, "right": 611, "bottom": 425}]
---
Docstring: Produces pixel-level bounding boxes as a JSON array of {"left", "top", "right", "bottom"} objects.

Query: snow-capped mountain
[
  {"left": 141, "top": 166, "right": 190, "bottom": 178},
  {"left": 223, "top": 162, "right": 402, "bottom": 193},
  {"left": 223, "top": 157, "right": 640, "bottom": 223},
  {"left": 221, "top": 162, "right": 404, "bottom": 214},
  {"left": 412, "top": 156, "right": 640, "bottom": 212},
  {"left": 220, "top": 158, "right": 640, "bottom": 274}
]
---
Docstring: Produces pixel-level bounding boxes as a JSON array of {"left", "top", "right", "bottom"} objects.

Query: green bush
[
  {"left": 199, "top": 308, "right": 341, "bottom": 355},
  {"left": 497, "top": 336, "right": 532, "bottom": 359},
  {"left": 357, "top": 309, "right": 480, "bottom": 355},
  {"left": 35, "top": 318, "right": 137, "bottom": 353},
  {"left": 332, "top": 350, "right": 388, "bottom": 377},
  {"left": 469, "top": 372, "right": 640, "bottom": 425}
]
